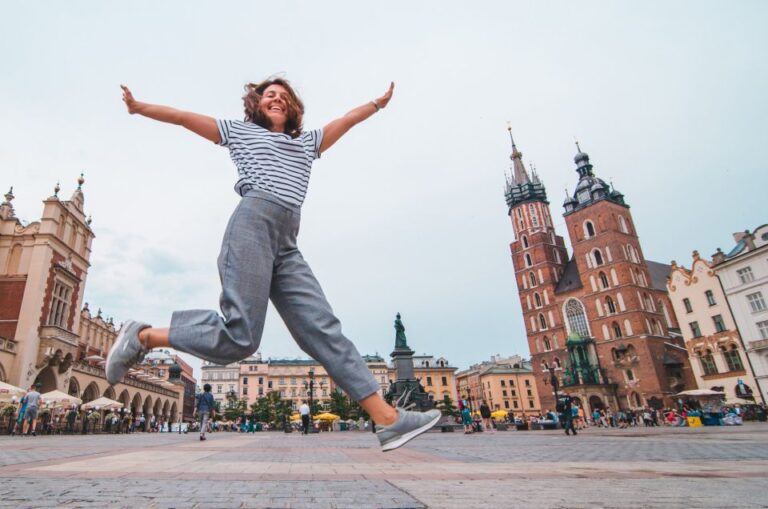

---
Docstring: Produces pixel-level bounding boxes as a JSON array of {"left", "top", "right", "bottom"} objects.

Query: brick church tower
[{"left": 505, "top": 132, "right": 695, "bottom": 413}]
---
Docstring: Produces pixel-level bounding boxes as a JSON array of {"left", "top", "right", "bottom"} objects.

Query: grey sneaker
[
  {"left": 376, "top": 408, "right": 441, "bottom": 452},
  {"left": 105, "top": 320, "right": 151, "bottom": 384}
]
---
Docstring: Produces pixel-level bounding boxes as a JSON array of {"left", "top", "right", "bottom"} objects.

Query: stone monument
[{"left": 384, "top": 313, "right": 434, "bottom": 411}]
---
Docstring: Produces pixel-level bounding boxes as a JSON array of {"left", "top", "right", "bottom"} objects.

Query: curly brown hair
[{"left": 243, "top": 78, "right": 304, "bottom": 138}]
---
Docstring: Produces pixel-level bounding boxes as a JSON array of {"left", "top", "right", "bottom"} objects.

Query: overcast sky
[{"left": 2, "top": 1, "right": 766, "bottom": 383}]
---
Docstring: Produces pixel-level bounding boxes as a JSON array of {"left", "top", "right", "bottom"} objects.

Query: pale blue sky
[{"left": 2, "top": 1, "right": 767, "bottom": 381}]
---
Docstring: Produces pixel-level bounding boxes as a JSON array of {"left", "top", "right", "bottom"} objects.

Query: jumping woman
[{"left": 106, "top": 78, "right": 441, "bottom": 451}]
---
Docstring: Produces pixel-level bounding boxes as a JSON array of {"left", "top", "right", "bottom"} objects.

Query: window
[
  {"left": 529, "top": 204, "right": 539, "bottom": 227},
  {"left": 534, "top": 293, "right": 542, "bottom": 307},
  {"left": 243, "top": 377, "right": 248, "bottom": 385},
  {"left": 504, "top": 401, "right": 510, "bottom": 409},
  {"left": 625, "top": 369, "right": 635, "bottom": 381},
  {"left": 599, "top": 272, "right": 609, "bottom": 289},
  {"left": 258, "top": 377, "right": 263, "bottom": 384},
  {"left": 527, "top": 389, "right": 533, "bottom": 396},
  {"left": 525, "top": 253, "right": 532, "bottom": 267},
  {"left": 758, "top": 320, "right": 768, "bottom": 340},
  {"left": 426, "top": 376, "right": 433, "bottom": 387},
  {"left": 513, "top": 401, "right": 519, "bottom": 408},
  {"left": 243, "top": 387, "right": 248, "bottom": 395},
  {"left": 278, "top": 378, "right": 285, "bottom": 385},
  {"left": 565, "top": 299, "right": 590, "bottom": 338},
  {"left": 509, "top": 380, "right": 515, "bottom": 387},
  {"left": 606, "top": 297, "right": 616, "bottom": 314},
  {"left": 612, "top": 322, "right": 623, "bottom": 339},
  {"left": 683, "top": 298, "right": 693, "bottom": 313},
  {"left": 291, "top": 378, "right": 296, "bottom": 385},
  {"left": 690, "top": 321, "right": 702, "bottom": 338},
  {"left": 441, "top": 376, "right": 447, "bottom": 386},
  {"left": 585, "top": 221, "right": 595, "bottom": 238},
  {"left": 217, "top": 384, "right": 222, "bottom": 393},
  {"left": 268, "top": 381, "right": 273, "bottom": 389},
  {"left": 705, "top": 290, "right": 716, "bottom": 306},
  {"left": 522, "top": 235, "right": 529, "bottom": 248},
  {"left": 525, "top": 379, "right": 531, "bottom": 387},
  {"left": 723, "top": 345, "right": 743, "bottom": 372},
  {"left": 543, "top": 337, "right": 551, "bottom": 351},
  {"left": 529, "top": 400, "right": 535, "bottom": 408},
  {"left": 47, "top": 280, "right": 72, "bottom": 328},
  {"left": 529, "top": 272, "right": 537, "bottom": 286},
  {"left": 747, "top": 292, "right": 766, "bottom": 313},
  {"left": 700, "top": 350, "right": 718, "bottom": 376},
  {"left": 500, "top": 380, "right": 506, "bottom": 387},
  {"left": 593, "top": 249, "right": 604, "bottom": 266},
  {"left": 618, "top": 215, "right": 629, "bottom": 234},
  {"left": 713, "top": 315, "right": 727, "bottom": 333},
  {"left": 539, "top": 314, "right": 547, "bottom": 329},
  {"left": 738, "top": 267, "right": 755, "bottom": 284},
  {"left": 511, "top": 390, "right": 517, "bottom": 396},
  {"left": 502, "top": 389, "right": 508, "bottom": 397}
]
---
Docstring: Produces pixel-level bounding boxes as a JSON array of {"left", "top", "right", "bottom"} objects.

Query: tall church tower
[{"left": 505, "top": 128, "right": 568, "bottom": 409}]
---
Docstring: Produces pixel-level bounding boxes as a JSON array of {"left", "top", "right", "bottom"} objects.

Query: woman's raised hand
[
  {"left": 375, "top": 82, "right": 395, "bottom": 109},
  {"left": 120, "top": 84, "right": 139, "bottom": 114}
]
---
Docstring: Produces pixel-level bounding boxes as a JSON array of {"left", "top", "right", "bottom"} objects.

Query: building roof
[
  {"left": 554, "top": 257, "right": 583, "bottom": 294},
  {"left": 646, "top": 260, "right": 673, "bottom": 292},
  {"left": 266, "top": 359, "right": 320, "bottom": 366},
  {"left": 362, "top": 354, "right": 385, "bottom": 362}
]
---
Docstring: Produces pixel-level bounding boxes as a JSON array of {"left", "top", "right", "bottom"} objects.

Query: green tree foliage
[
  {"left": 329, "top": 389, "right": 351, "bottom": 420},
  {"left": 435, "top": 394, "right": 458, "bottom": 417},
  {"left": 223, "top": 392, "right": 248, "bottom": 422},
  {"left": 249, "top": 391, "right": 292, "bottom": 428}
]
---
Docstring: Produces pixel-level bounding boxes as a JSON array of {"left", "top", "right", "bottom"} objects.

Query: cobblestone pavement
[{"left": 1, "top": 424, "right": 767, "bottom": 508}]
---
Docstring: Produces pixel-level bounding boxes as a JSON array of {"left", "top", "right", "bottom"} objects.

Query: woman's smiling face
[{"left": 259, "top": 84, "right": 289, "bottom": 132}]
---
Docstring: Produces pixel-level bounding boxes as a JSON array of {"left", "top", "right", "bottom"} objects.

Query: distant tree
[
  {"left": 223, "top": 392, "right": 247, "bottom": 422},
  {"left": 249, "top": 391, "right": 292, "bottom": 428},
  {"left": 435, "top": 395, "right": 458, "bottom": 417},
  {"left": 329, "top": 389, "right": 351, "bottom": 419}
]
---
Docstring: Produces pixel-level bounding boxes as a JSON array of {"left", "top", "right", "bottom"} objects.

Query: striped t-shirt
[{"left": 216, "top": 120, "right": 323, "bottom": 206}]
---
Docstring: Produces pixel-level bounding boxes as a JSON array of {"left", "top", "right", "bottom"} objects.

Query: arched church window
[
  {"left": 529, "top": 272, "right": 537, "bottom": 286},
  {"left": 539, "top": 313, "right": 547, "bottom": 329},
  {"left": 599, "top": 272, "right": 609, "bottom": 289},
  {"left": 534, "top": 293, "right": 542, "bottom": 308},
  {"left": 543, "top": 337, "right": 551, "bottom": 351},
  {"left": 606, "top": 297, "right": 616, "bottom": 314},
  {"left": 564, "top": 299, "right": 590, "bottom": 338},
  {"left": 593, "top": 249, "right": 604, "bottom": 266},
  {"left": 584, "top": 221, "right": 595, "bottom": 238},
  {"left": 525, "top": 253, "right": 532, "bottom": 267},
  {"left": 612, "top": 321, "right": 623, "bottom": 338},
  {"left": 522, "top": 235, "right": 529, "bottom": 249},
  {"left": 529, "top": 204, "right": 539, "bottom": 227},
  {"left": 618, "top": 215, "right": 629, "bottom": 234},
  {"left": 554, "top": 358, "right": 561, "bottom": 368}
]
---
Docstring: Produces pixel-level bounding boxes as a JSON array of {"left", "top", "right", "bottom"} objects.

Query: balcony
[
  {"left": 37, "top": 325, "right": 80, "bottom": 369},
  {"left": 750, "top": 339, "right": 768, "bottom": 351}
]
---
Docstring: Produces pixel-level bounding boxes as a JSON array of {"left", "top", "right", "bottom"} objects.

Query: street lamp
[
  {"left": 305, "top": 369, "right": 315, "bottom": 432},
  {"left": 544, "top": 366, "right": 560, "bottom": 414}
]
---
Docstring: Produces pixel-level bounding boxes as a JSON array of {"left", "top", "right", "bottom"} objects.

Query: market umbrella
[
  {"left": 40, "top": 390, "right": 83, "bottom": 407},
  {"left": 83, "top": 397, "right": 123, "bottom": 410},
  {"left": 0, "top": 381, "right": 26, "bottom": 401},
  {"left": 314, "top": 412, "right": 340, "bottom": 421},
  {"left": 83, "top": 355, "right": 105, "bottom": 362},
  {"left": 725, "top": 398, "right": 754, "bottom": 406},
  {"left": 675, "top": 389, "right": 725, "bottom": 397},
  {"left": 491, "top": 410, "right": 508, "bottom": 419},
  {"left": 290, "top": 413, "right": 302, "bottom": 421}
]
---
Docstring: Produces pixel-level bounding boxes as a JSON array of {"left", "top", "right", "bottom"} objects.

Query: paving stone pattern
[{"left": 0, "top": 425, "right": 767, "bottom": 508}]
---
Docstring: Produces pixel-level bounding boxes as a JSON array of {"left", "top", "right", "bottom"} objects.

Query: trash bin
[{"left": 339, "top": 422, "right": 348, "bottom": 431}]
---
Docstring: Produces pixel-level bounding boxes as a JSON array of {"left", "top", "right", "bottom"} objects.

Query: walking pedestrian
[
  {"left": 299, "top": 400, "right": 311, "bottom": 435},
  {"left": 21, "top": 383, "right": 43, "bottom": 436},
  {"left": 105, "top": 78, "right": 440, "bottom": 452},
  {"left": 479, "top": 400, "right": 494, "bottom": 433},
  {"left": 194, "top": 384, "right": 216, "bottom": 441},
  {"left": 10, "top": 395, "right": 27, "bottom": 436}
]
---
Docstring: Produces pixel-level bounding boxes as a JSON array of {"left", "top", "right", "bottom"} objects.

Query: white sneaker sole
[
  {"left": 381, "top": 412, "right": 441, "bottom": 452},
  {"left": 105, "top": 320, "right": 136, "bottom": 385}
]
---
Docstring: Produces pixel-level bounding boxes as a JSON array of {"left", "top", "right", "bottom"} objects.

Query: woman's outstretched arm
[
  {"left": 121, "top": 85, "right": 220, "bottom": 144},
  {"left": 319, "top": 82, "right": 394, "bottom": 154}
]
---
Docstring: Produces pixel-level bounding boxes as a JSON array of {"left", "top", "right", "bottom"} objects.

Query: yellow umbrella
[
  {"left": 491, "top": 410, "right": 508, "bottom": 419},
  {"left": 290, "top": 413, "right": 301, "bottom": 421},
  {"left": 314, "top": 412, "right": 340, "bottom": 421}
]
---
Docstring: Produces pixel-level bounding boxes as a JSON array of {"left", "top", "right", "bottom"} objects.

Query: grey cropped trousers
[{"left": 168, "top": 189, "right": 380, "bottom": 402}]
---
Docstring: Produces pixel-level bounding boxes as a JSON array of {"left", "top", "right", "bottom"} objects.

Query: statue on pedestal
[{"left": 394, "top": 312, "right": 408, "bottom": 349}]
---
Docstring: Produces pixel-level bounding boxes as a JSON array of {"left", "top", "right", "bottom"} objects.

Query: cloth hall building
[{"left": 503, "top": 130, "right": 696, "bottom": 413}]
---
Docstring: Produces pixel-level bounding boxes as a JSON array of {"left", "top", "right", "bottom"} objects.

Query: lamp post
[{"left": 306, "top": 369, "right": 315, "bottom": 432}]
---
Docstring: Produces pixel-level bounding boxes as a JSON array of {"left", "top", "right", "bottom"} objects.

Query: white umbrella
[
  {"left": 83, "top": 396, "right": 123, "bottom": 410},
  {"left": 40, "top": 390, "right": 83, "bottom": 407},
  {"left": 725, "top": 398, "right": 754, "bottom": 406},
  {"left": 675, "top": 389, "right": 725, "bottom": 397},
  {"left": 0, "top": 381, "right": 27, "bottom": 401},
  {"left": 83, "top": 355, "right": 105, "bottom": 362}
]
